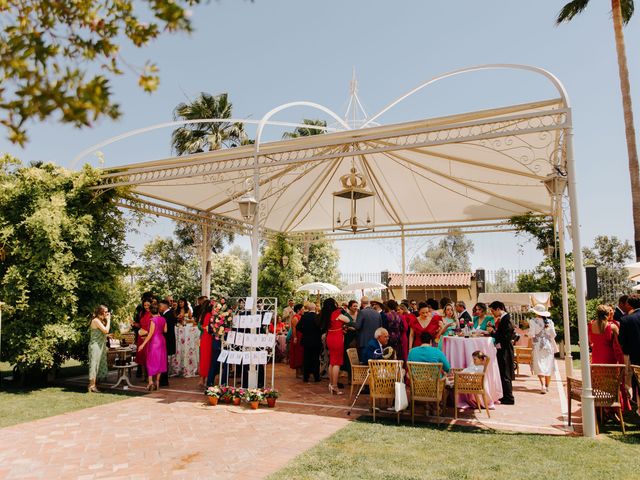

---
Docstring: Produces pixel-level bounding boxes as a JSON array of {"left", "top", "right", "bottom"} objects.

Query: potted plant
[
  {"left": 262, "top": 388, "right": 280, "bottom": 408},
  {"left": 232, "top": 387, "right": 245, "bottom": 406},
  {"left": 244, "top": 388, "right": 264, "bottom": 409},
  {"left": 205, "top": 385, "right": 222, "bottom": 406},
  {"left": 220, "top": 386, "right": 233, "bottom": 404}
]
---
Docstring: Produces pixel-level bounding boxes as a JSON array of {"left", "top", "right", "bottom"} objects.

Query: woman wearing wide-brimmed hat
[{"left": 528, "top": 303, "right": 557, "bottom": 394}]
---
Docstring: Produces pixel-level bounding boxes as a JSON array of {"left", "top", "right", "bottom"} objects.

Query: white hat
[{"left": 529, "top": 303, "right": 551, "bottom": 317}]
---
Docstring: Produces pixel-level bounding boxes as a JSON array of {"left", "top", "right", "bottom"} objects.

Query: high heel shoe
[
  {"left": 87, "top": 386, "right": 100, "bottom": 393},
  {"left": 146, "top": 384, "right": 154, "bottom": 391},
  {"left": 328, "top": 385, "right": 344, "bottom": 395}
]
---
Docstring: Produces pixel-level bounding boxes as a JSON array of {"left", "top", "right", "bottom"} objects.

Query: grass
[
  {"left": 0, "top": 361, "right": 139, "bottom": 429},
  {"left": 269, "top": 418, "right": 640, "bottom": 480}
]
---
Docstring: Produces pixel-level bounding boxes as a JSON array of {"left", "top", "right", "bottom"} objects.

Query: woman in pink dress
[
  {"left": 198, "top": 300, "right": 213, "bottom": 388},
  {"left": 322, "top": 298, "right": 350, "bottom": 395},
  {"left": 588, "top": 304, "right": 631, "bottom": 411},
  {"left": 135, "top": 300, "right": 152, "bottom": 379},
  {"left": 138, "top": 305, "right": 167, "bottom": 391}
]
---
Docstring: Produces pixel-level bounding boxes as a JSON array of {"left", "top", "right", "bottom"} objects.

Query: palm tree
[
  {"left": 557, "top": 1, "right": 640, "bottom": 260},
  {"left": 282, "top": 119, "right": 327, "bottom": 139},
  {"left": 171, "top": 92, "right": 248, "bottom": 155}
]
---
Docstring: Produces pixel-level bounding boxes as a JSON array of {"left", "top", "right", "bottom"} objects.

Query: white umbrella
[
  {"left": 341, "top": 281, "right": 388, "bottom": 294},
  {"left": 632, "top": 284, "right": 640, "bottom": 291},
  {"left": 297, "top": 282, "right": 341, "bottom": 295}
]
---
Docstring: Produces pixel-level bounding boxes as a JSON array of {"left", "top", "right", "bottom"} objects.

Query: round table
[
  {"left": 441, "top": 336, "right": 503, "bottom": 408},
  {"left": 171, "top": 324, "right": 200, "bottom": 377}
]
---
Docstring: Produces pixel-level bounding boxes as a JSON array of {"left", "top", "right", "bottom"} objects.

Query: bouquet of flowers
[
  {"left": 219, "top": 386, "right": 233, "bottom": 402},
  {"left": 211, "top": 303, "right": 233, "bottom": 340},
  {"left": 205, "top": 385, "right": 223, "bottom": 398},
  {"left": 262, "top": 388, "right": 279, "bottom": 399},
  {"left": 232, "top": 387, "right": 246, "bottom": 399},
  {"left": 244, "top": 388, "right": 264, "bottom": 402}
]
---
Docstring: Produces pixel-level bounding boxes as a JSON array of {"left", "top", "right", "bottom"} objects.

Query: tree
[
  {"left": 258, "top": 234, "right": 305, "bottom": 307},
  {"left": 171, "top": 92, "right": 249, "bottom": 155},
  {"left": 0, "top": 0, "right": 203, "bottom": 145},
  {"left": 409, "top": 230, "right": 474, "bottom": 273},
  {"left": 557, "top": 1, "right": 640, "bottom": 260},
  {"left": 282, "top": 119, "right": 328, "bottom": 139},
  {"left": 0, "top": 156, "right": 129, "bottom": 377},
  {"left": 137, "top": 237, "right": 201, "bottom": 302},
  {"left": 210, "top": 251, "right": 251, "bottom": 299},
  {"left": 486, "top": 268, "right": 516, "bottom": 293},
  {"left": 300, "top": 234, "right": 341, "bottom": 286},
  {"left": 583, "top": 235, "right": 633, "bottom": 302}
]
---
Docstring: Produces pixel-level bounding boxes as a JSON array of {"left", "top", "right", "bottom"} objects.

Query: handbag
[{"left": 394, "top": 365, "right": 409, "bottom": 412}]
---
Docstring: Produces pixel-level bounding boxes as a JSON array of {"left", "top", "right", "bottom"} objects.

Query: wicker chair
[
  {"left": 567, "top": 364, "right": 625, "bottom": 434},
  {"left": 407, "top": 362, "right": 446, "bottom": 425},
  {"left": 632, "top": 365, "right": 640, "bottom": 387},
  {"left": 514, "top": 346, "right": 533, "bottom": 376},
  {"left": 453, "top": 359, "right": 490, "bottom": 419},
  {"left": 120, "top": 332, "right": 136, "bottom": 346},
  {"left": 368, "top": 359, "right": 404, "bottom": 424},
  {"left": 346, "top": 348, "right": 370, "bottom": 401}
]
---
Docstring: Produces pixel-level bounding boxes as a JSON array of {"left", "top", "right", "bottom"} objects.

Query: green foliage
[
  {"left": 282, "top": 119, "right": 328, "bottom": 139},
  {"left": 486, "top": 268, "right": 516, "bottom": 293},
  {"left": 171, "top": 92, "right": 249, "bottom": 155},
  {"left": 210, "top": 251, "right": 251, "bottom": 299},
  {"left": 0, "top": 0, "right": 203, "bottom": 145},
  {"left": 258, "top": 234, "right": 305, "bottom": 307},
  {"left": 410, "top": 230, "right": 474, "bottom": 273},
  {"left": 301, "top": 234, "right": 341, "bottom": 286},
  {"left": 583, "top": 235, "right": 633, "bottom": 302},
  {"left": 556, "top": 0, "right": 634, "bottom": 25},
  {"left": 0, "top": 156, "right": 129, "bottom": 374},
  {"left": 509, "top": 213, "right": 555, "bottom": 252}
]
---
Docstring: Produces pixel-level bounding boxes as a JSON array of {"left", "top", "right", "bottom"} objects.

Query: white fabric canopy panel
[{"left": 98, "top": 98, "right": 568, "bottom": 234}]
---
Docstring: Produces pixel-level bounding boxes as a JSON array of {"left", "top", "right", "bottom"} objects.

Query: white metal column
[
  {"left": 557, "top": 202, "right": 573, "bottom": 378},
  {"left": 565, "top": 126, "right": 596, "bottom": 437},
  {"left": 401, "top": 225, "right": 407, "bottom": 299},
  {"left": 200, "top": 224, "right": 212, "bottom": 297}
]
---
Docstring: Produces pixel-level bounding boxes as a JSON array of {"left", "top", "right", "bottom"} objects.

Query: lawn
[
  {"left": 270, "top": 419, "right": 640, "bottom": 480},
  {"left": 0, "top": 361, "right": 138, "bottom": 429}
]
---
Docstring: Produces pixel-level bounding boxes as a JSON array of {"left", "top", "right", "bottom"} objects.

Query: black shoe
[
  {"left": 499, "top": 398, "right": 514, "bottom": 405},
  {"left": 337, "top": 382, "right": 345, "bottom": 389}
]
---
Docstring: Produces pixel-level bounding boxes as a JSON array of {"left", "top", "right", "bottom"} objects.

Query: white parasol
[
  {"left": 341, "top": 281, "right": 388, "bottom": 294},
  {"left": 297, "top": 282, "right": 341, "bottom": 295},
  {"left": 625, "top": 262, "right": 640, "bottom": 280}
]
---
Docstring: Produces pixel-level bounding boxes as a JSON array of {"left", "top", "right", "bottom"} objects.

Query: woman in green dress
[
  {"left": 471, "top": 303, "right": 494, "bottom": 335},
  {"left": 88, "top": 305, "right": 111, "bottom": 393}
]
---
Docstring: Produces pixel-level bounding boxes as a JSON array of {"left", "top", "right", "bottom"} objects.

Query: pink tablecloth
[{"left": 441, "top": 336, "right": 503, "bottom": 408}]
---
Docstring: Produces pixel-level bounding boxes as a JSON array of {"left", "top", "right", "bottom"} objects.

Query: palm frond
[
  {"left": 556, "top": 0, "right": 591, "bottom": 24},
  {"left": 621, "top": 0, "right": 635, "bottom": 24}
]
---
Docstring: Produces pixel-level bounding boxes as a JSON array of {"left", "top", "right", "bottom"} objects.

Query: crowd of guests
[{"left": 282, "top": 295, "right": 517, "bottom": 404}]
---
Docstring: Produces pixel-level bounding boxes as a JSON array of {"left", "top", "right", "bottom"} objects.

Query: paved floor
[{"left": 0, "top": 360, "right": 576, "bottom": 479}]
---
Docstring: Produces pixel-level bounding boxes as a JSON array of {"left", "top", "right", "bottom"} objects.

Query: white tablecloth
[
  {"left": 441, "top": 336, "right": 503, "bottom": 407},
  {"left": 170, "top": 324, "right": 200, "bottom": 377}
]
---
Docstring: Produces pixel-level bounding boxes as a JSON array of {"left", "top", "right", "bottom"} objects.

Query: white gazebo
[{"left": 88, "top": 64, "right": 596, "bottom": 436}]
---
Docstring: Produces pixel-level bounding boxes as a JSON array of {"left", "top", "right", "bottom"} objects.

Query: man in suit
[
  {"left": 488, "top": 300, "right": 515, "bottom": 405},
  {"left": 355, "top": 296, "right": 383, "bottom": 359},
  {"left": 362, "top": 328, "right": 389, "bottom": 364},
  {"left": 159, "top": 299, "right": 177, "bottom": 387},
  {"left": 614, "top": 295, "right": 631, "bottom": 322},
  {"left": 455, "top": 301, "right": 472, "bottom": 328},
  {"left": 619, "top": 294, "right": 640, "bottom": 406}
]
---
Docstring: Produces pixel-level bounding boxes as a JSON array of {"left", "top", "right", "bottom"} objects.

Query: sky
[{"left": 1, "top": 0, "right": 638, "bottom": 275}]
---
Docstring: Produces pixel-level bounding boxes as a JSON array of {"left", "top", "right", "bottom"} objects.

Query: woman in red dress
[
  {"left": 289, "top": 304, "right": 304, "bottom": 376},
  {"left": 135, "top": 300, "right": 152, "bottom": 379},
  {"left": 322, "top": 298, "right": 350, "bottom": 395},
  {"left": 588, "top": 304, "right": 631, "bottom": 411},
  {"left": 198, "top": 300, "right": 213, "bottom": 388},
  {"left": 409, "top": 301, "right": 442, "bottom": 348}
]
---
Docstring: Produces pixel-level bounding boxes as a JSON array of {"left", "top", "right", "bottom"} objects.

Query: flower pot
[
  {"left": 266, "top": 397, "right": 276, "bottom": 408},
  {"left": 223, "top": 397, "right": 232, "bottom": 404},
  {"left": 232, "top": 397, "right": 241, "bottom": 406},
  {"left": 249, "top": 401, "right": 259, "bottom": 410},
  {"left": 207, "top": 396, "right": 219, "bottom": 406}
]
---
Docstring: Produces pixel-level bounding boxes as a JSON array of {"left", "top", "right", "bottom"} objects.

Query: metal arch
[
  {"left": 254, "top": 101, "right": 352, "bottom": 152},
  {"left": 361, "top": 64, "right": 571, "bottom": 129},
  {"left": 70, "top": 118, "right": 342, "bottom": 169}
]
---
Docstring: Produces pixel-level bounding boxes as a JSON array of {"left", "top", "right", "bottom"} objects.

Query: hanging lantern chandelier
[{"left": 332, "top": 166, "right": 375, "bottom": 234}]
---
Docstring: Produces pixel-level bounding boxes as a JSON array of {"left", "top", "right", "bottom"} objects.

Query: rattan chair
[
  {"left": 120, "top": 332, "right": 135, "bottom": 346},
  {"left": 567, "top": 364, "right": 625, "bottom": 434},
  {"left": 346, "top": 348, "right": 369, "bottom": 400},
  {"left": 514, "top": 346, "right": 533, "bottom": 376},
  {"left": 368, "top": 359, "right": 404, "bottom": 424},
  {"left": 407, "top": 362, "right": 446, "bottom": 425},
  {"left": 632, "top": 364, "right": 640, "bottom": 388},
  {"left": 453, "top": 359, "right": 490, "bottom": 419}
]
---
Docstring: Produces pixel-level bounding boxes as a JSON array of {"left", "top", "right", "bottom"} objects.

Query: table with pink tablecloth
[{"left": 441, "top": 336, "right": 503, "bottom": 408}]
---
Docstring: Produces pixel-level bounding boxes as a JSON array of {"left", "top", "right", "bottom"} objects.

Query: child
[{"left": 463, "top": 350, "right": 488, "bottom": 373}]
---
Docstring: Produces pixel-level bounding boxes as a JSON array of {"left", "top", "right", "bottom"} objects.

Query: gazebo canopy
[{"left": 96, "top": 97, "right": 568, "bottom": 238}]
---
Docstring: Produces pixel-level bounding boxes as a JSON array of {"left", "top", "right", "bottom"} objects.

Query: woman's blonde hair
[{"left": 595, "top": 304, "right": 611, "bottom": 332}]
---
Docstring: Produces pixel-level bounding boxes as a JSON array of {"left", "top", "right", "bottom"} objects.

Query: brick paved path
[{"left": 0, "top": 359, "right": 575, "bottom": 479}]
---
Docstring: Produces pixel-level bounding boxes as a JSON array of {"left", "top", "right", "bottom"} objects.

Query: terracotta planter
[
  {"left": 249, "top": 401, "right": 259, "bottom": 410},
  {"left": 223, "top": 396, "right": 232, "bottom": 404},
  {"left": 207, "top": 396, "right": 219, "bottom": 406},
  {"left": 266, "top": 397, "right": 277, "bottom": 408},
  {"left": 232, "top": 397, "right": 241, "bottom": 406}
]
